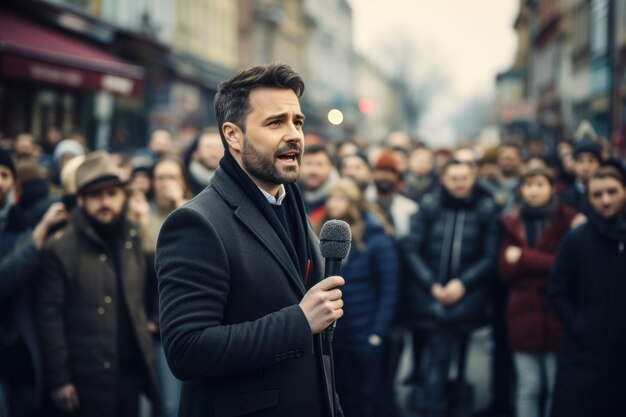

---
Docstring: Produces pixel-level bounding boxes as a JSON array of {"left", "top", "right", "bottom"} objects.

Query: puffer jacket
[{"left": 401, "top": 186, "right": 499, "bottom": 330}]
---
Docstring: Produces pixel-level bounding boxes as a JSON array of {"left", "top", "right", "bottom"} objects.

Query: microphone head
[{"left": 320, "top": 220, "right": 352, "bottom": 259}]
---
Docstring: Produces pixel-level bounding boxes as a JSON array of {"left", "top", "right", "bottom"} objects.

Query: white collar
[{"left": 259, "top": 184, "right": 287, "bottom": 206}]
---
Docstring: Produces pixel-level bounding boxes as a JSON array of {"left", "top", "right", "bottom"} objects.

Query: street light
[{"left": 328, "top": 109, "right": 344, "bottom": 125}]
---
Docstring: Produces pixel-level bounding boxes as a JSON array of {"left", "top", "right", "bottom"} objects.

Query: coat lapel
[{"left": 234, "top": 199, "right": 306, "bottom": 295}]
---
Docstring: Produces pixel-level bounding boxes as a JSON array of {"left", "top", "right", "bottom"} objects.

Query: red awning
[{"left": 0, "top": 10, "right": 144, "bottom": 97}]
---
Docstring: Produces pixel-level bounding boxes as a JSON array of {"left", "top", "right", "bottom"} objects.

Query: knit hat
[
  {"left": 0, "top": 148, "right": 16, "bottom": 178},
  {"left": 374, "top": 150, "right": 400, "bottom": 176},
  {"left": 54, "top": 139, "right": 85, "bottom": 162},
  {"left": 573, "top": 140, "right": 602, "bottom": 162}
]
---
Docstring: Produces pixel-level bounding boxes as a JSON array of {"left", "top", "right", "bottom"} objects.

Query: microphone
[
  {"left": 319, "top": 220, "right": 351, "bottom": 346},
  {"left": 319, "top": 220, "right": 352, "bottom": 278}
]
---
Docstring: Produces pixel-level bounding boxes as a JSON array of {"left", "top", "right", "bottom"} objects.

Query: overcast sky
[{"left": 349, "top": 0, "right": 519, "bottom": 146}]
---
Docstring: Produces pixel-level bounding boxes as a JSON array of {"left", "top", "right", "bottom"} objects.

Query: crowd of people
[{"left": 1, "top": 122, "right": 626, "bottom": 417}]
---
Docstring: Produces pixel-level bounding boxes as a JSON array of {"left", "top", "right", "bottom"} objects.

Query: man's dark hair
[
  {"left": 590, "top": 165, "right": 626, "bottom": 187},
  {"left": 214, "top": 63, "right": 305, "bottom": 149},
  {"left": 441, "top": 158, "right": 475, "bottom": 175},
  {"left": 303, "top": 144, "right": 331, "bottom": 161},
  {"left": 520, "top": 167, "right": 556, "bottom": 187}
]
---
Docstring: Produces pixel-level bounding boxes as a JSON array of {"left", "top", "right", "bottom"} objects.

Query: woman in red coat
[{"left": 498, "top": 168, "right": 580, "bottom": 417}]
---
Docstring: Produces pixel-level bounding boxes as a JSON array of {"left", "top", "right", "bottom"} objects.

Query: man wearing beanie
[
  {"left": 0, "top": 147, "right": 68, "bottom": 417},
  {"left": 36, "top": 151, "right": 159, "bottom": 417},
  {"left": 560, "top": 139, "right": 602, "bottom": 216}
]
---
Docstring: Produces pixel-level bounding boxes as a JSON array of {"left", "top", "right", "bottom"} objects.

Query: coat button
[
  {"left": 103, "top": 361, "right": 111, "bottom": 369},
  {"left": 129, "top": 229, "right": 137, "bottom": 237},
  {"left": 125, "top": 241, "right": 133, "bottom": 249},
  {"left": 104, "top": 296, "right": 112, "bottom": 304},
  {"left": 97, "top": 307, "right": 105, "bottom": 315},
  {"left": 99, "top": 254, "right": 107, "bottom": 262}
]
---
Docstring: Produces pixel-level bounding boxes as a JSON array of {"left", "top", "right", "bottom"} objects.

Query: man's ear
[{"left": 222, "top": 123, "right": 243, "bottom": 153}]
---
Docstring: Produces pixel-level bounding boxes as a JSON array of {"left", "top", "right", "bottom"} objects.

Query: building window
[{"left": 590, "top": 0, "right": 609, "bottom": 56}]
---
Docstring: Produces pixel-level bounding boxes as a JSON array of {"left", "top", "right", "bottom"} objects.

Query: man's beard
[{"left": 241, "top": 135, "right": 301, "bottom": 185}]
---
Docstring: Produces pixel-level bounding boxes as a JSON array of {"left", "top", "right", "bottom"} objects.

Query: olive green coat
[{"left": 36, "top": 209, "right": 158, "bottom": 417}]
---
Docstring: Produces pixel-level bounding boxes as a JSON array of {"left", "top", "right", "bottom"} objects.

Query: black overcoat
[
  {"left": 548, "top": 219, "right": 626, "bottom": 417},
  {"left": 156, "top": 168, "right": 338, "bottom": 417}
]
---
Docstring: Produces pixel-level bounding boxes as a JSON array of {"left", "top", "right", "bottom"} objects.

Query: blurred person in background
[
  {"left": 553, "top": 140, "right": 575, "bottom": 191},
  {"left": 52, "top": 139, "right": 85, "bottom": 186},
  {"left": 403, "top": 146, "right": 439, "bottom": 203},
  {"left": 433, "top": 148, "right": 453, "bottom": 172},
  {"left": 548, "top": 164, "right": 626, "bottom": 417},
  {"left": 13, "top": 133, "right": 39, "bottom": 162},
  {"left": 38, "top": 126, "right": 63, "bottom": 179},
  {"left": 384, "top": 132, "right": 412, "bottom": 179},
  {"left": 498, "top": 168, "right": 578, "bottom": 417},
  {"left": 402, "top": 159, "right": 499, "bottom": 417},
  {"left": 136, "top": 129, "right": 174, "bottom": 165},
  {"left": 0, "top": 148, "right": 69, "bottom": 417},
  {"left": 496, "top": 144, "right": 524, "bottom": 214},
  {"left": 15, "top": 160, "right": 60, "bottom": 227},
  {"left": 369, "top": 150, "right": 418, "bottom": 413},
  {"left": 340, "top": 151, "right": 375, "bottom": 200},
  {"left": 298, "top": 144, "right": 338, "bottom": 222},
  {"left": 142, "top": 156, "right": 191, "bottom": 417},
  {"left": 59, "top": 155, "right": 86, "bottom": 214},
  {"left": 36, "top": 151, "right": 159, "bottom": 417},
  {"left": 128, "top": 165, "right": 153, "bottom": 196},
  {"left": 183, "top": 128, "right": 224, "bottom": 195},
  {"left": 316, "top": 178, "right": 399, "bottom": 417},
  {"left": 559, "top": 140, "right": 602, "bottom": 216},
  {"left": 335, "top": 139, "right": 360, "bottom": 162}
]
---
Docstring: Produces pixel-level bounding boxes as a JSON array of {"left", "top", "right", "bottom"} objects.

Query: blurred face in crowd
[
  {"left": 391, "top": 149, "right": 409, "bottom": 176},
  {"left": 557, "top": 142, "right": 575, "bottom": 174},
  {"left": 153, "top": 159, "right": 187, "bottom": 206},
  {"left": 574, "top": 153, "right": 600, "bottom": 183},
  {"left": 78, "top": 185, "right": 126, "bottom": 225},
  {"left": 300, "top": 151, "right": 333, "bottom": 191},
  {"left": 479, "top": 162, "right": 502, "bottom": 185},
  {"left": 442, "top": 163, "right": 475, "bottom": 199},
  {"left": 14, "top": 134, "right": 36, "bottom": 160},
  {"left": 326, "top": 189, "right": 351, "bottom": 219},
  {"left": 195, "top": 132, "right": 224, "bottom": 170},
  {"left": 149, "top": 130, "right": 173, "bottom": 157},
  {"left": 0, "top": 166, "right": 14, "bottom": 206},
  {"left": 373, "top": 169, "right": 399, "bottom": 195},
  {"left": 129, "top": 171, "right": 151, "bottom": 195},
  {"left": 521, "top": 175, "right": 553, "bottom": 208},
  {"left": 409, "top": 148, "right": 434, "bottom": 178},
  {"left": 336, "top": 142, "right": 359, "bottom": 160},
  {"left": 498, "top": 146, "right": 523, "bottom": 178},
  {"left": 588, "top": 177, "right": 626, "bottom": 219},
  {"left": 44, "top": 126, "right": 62, "bottom": 149},
  {"left": 340, "top": 155, "right": 371, "bottom": 191}
]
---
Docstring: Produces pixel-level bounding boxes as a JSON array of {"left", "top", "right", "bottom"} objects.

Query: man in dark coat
[
  {"left": 36, "top": 151, "right": 159, "bottom": 417},
  {"left": 559, "top": 139, "right": 602, "bottom": 216},
  {"left": 155, "top": 63, "right": 345, "bottom": 417},
  {"left": 402, "top": 159, "right": 499, "bottom": 417},
  {"left": 548, "top": 164, "right": 626, "bottom": 417}
]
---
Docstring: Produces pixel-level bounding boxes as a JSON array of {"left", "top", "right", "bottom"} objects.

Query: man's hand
[
  {"left": 571, "top": 213, "right": 587, "bottom": 229},
  {"left": 441, "top": 279, "right": 466, "bottom": 306},
  {"left": 431, "top": 283, "right": 446, "bottom": 303},
  {"left": 32, "top": 203, "right": 68, "bottom": 249},
  {"left": 52, "top": 383, "right": 79, "bottom": 413},
  {"left": 299, "top": 276, "right": 344, "bottom": 334},
  {"left": 505, "top": 246, "right": 522, "bottom": 264}
]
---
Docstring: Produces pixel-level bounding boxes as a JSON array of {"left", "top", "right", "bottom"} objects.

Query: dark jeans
[
  {"left": 421, "top": 330, "right": 471, "bottom": 417},
  {"left": 334, "top": 344, "right": 385, "bottom": 417}
]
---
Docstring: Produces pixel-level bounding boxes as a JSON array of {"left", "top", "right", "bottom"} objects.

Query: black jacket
[
  {"left": 548, "top": 214, "right": 626, "bottom": 417},
  {"left": 401, "top": 187, "right": 499, "bottom": 330},
  {"left": 156, "top": 167, "right": 340, "bottom": 417}
]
